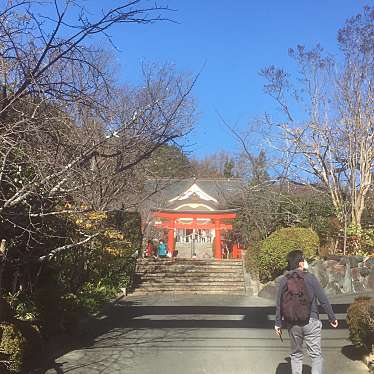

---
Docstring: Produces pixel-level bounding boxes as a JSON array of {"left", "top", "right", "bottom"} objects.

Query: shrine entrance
[
  {"left": 182, "top": 232, "right": 211, "bottom": 258},
  {"left": 153, "top": 210, "right": 239, "bottom": 259},
  {"left": 146, "top": 179, "right": 243, "bottom": 259}
]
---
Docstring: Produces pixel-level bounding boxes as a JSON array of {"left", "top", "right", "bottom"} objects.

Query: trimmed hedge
[
  {"left": 347, "top": 297, "right": 374, "bottom": 350},
  {"left": 258, "top": 227, "right": 319, "bottom": 282}
]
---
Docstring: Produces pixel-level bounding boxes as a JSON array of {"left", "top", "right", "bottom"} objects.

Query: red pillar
[
  {"left": 167, "top": 219, "right": 174, "bottom": 255},
  {"left": 215, "top": 219, "right": 221, "bottom": 259}
]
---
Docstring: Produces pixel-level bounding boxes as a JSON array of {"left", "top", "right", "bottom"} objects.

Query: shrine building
[{"left": 143, "top": 178, "right": 243, "bottom": 259}]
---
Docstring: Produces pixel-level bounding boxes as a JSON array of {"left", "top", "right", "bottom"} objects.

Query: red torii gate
[{"left": 153, "top": 210, "right": 237, "bottom": 259}]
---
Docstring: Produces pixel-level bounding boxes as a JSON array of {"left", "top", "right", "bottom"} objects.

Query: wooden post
[{"left": 215, "top": 220, "right": 221, "bottom": 259}]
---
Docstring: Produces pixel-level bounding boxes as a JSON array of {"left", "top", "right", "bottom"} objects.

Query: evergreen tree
[
  {"left": 145, "top": 144, "right": 193, "bottom": 178},
  {"left": 250, "top": 150, "right": 269, "bottom": 184},
  {"left": 223, "top": 159, "right": 235, "bottom": 178}
]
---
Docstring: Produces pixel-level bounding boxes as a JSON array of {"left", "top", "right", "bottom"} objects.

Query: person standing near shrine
[
  {"left": 145, "top": 239, "right": 154, "bottom": 257},
  {"left": 157, "top": 239, "right": 167, "bottom": 258}
]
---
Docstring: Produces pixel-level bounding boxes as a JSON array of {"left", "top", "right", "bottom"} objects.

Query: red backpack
[{"left": 281, "top": 271, "right": 311, "bottom": 325}]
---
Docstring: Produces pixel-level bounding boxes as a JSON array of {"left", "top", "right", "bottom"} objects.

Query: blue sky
[{"left": 91, "top": 0, "right": 370, "bottom": 158}]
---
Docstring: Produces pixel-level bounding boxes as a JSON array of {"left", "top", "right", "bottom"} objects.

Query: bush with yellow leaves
[
  {"left": 53, "top": 210, "right": 142, "bottom": 316},
  {"left": 0, "top": 321, "right": 42, "bottom": 373}
]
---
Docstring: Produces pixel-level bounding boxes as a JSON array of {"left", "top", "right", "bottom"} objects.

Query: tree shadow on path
[
  {"left": 275, "top": 358, "right": 311, "bottom": 374},
  {"left": 33, "top": 300, "right": 351, "bottom": 373},
  {"left": 341, "top": 344, "right": 367, "bottom": 362}
]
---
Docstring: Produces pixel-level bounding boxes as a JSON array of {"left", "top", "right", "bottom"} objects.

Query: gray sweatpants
[{"left": 288, "top": 318, "right": 323, "bottom": 374}]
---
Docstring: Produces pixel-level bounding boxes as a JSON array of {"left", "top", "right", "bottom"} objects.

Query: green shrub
[
  {"left": 60, "top": 293, "right": 83, "bottom": 332},
  {"left": 347, "top": 297, "right": 374, "bottom": 350},
  {"left": 258, "top": 227, "right": 319, "bottom": 282},
  {"left": 343, "top": 225, "right": 374, "bottom": 256},
  {"left": 34, "top": 284, "right": 83, "bottom": 337},
  {"left": 56, "top": 210, "right": 140, "bottom": 299},
  {"left": 77, "top": 282, "right": 117, "bottom": 315},
  {"left": 244, "top": 242, "right": 261, "bottom": 279},
  {"left": 4, "top": 292, "right": 38, "bottom": 322},
  {"left": 0, "top": 323, "right": 26, "bottom": 372}
]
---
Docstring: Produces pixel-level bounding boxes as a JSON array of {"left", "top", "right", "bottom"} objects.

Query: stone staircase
[{"left": 132, "top": 258, "right": 246, "bottom": 295}]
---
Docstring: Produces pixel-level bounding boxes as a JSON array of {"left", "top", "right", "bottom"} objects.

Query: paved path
[{"left": 43, "top": 294, "right": 369, "bottom": 374}]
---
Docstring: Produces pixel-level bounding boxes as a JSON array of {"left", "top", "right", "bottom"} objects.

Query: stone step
[
  {"left": 135, "top": 277, "right": 244, "bottom": 281},
  {"left": 136, "top": 265, "right": 243, "bottom": 273},
  {"left": 137, "top": 273, "right": 244, "bottom": 280},
  {"left": 136, "top": 265, "right": 243, "bottom": 270},
  {"left": 136, "top": 270, "right": 242, "bottom": 276},
  {"left": 137, "top": 261, "right": 243, "bottom": 266},
  {"left": 138, "top": 282, "right": 245, "bottom": 287},
  {"left": 139, "top": 280, "right": 245, "bottom": 286},
  {"left": 133, "top": 258, "right": 245, "bottom": 295},
  {"left": 132, "top": 289, "right": 245, "bottom": 295},
  {"left": 138, "top": 257, "right": 243, "bottom": 261},
  {"left": 134, "top": 285, "right": 245, "bottom": 292},
  {"left": 137, "top": 280, "right": 244, "bottom": 286},
  {"left": 137, "top": 259, "right": 243, "bottom": 265},
  {"left": 133, "top": 288, "right": 245, "bottom": 293},
  {"left": 139, "top": 266, "right": 242, "bottom": 269},
  {"left": 137, "top": 262, "right": 243, "bottom": 267}
]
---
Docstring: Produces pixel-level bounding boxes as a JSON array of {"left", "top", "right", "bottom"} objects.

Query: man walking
[{"left": 275, "top": 250, "right": 338, "bottom": 374}]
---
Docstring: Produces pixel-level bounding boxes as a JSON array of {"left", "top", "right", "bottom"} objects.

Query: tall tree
[
  {"left": 142, "top": 144, "right": 194, "bottom": 178},
  {"left": 247, "top": 150, "right": 269, "bottom": 184},
  {"left": 223, "top": 158, "right": 235, "bottom": 178},
  {"left": 0, "top": 1, "right": 196, "bottom": 268},
  {"left": 191, "top": 150, "right": 236, "bottom": 178},
  {"left": 261, "top": 5, "right": 374, "bottom": 227}
]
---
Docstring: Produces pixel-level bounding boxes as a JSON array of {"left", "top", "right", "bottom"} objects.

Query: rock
[
  {"left": 309, "top": 261, "right": 329, "bottom": 288},
  {"left": 329, "top": 264, "right": 345, "bottom": 287},
  {"left": 343, "top": 262, "right": 353, "bottom": 293},
  {"left": 326, "top": 255, "right": 343, "bottom": 262},
  {"left": 325, "top": 281, "right": 342, "bottom": 296},
  {"left": 274, "top": 275, "right": 284, "bottom": 286},
  {"left": 367, "top": 269, "right": 374, "bottom": 289},
  {"left": 364, "top": 257, "right": 374, "bottom": 268},
  {"left": 337, "top": 257, "right": 347, "bottom": 266},
  {"left": 359, "top": 267, "right": 370, "bottom": 277},
  {"left": 324, "top": 260, "right": 338, "bottom": 269},
  {"left": 354, "top": 256, "right": 363, "bottom": 266},
  {"left": 352, "top": 280, "right": 366, "bottom": 293},
  {"left": 351, "top": 267, "right": 360, "bottom": 281},
  {"left": 258, "top": 282, "right": 277, "bottom": 300},
  {"left": 339, "top": 256, "right": 364, "bottom": 268},
  {"left": 333, "top": 264, "right": 346, "bottom": 274}
]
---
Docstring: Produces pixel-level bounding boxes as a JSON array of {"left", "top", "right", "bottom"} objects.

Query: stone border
[{"left": 257, "top": 256, "right": 374, "bottom": 299}]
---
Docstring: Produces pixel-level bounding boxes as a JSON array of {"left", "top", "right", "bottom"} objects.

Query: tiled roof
[{"left": 143, "top": 178, "right": 244, "bottom": 210}]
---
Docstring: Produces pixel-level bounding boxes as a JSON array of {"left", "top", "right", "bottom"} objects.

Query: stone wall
[
  {"left": 309, "top": 256, "right": 374, "bottom": 296},
  {"left": 258, "top": 256, "right": 374, "bottom": 299}
]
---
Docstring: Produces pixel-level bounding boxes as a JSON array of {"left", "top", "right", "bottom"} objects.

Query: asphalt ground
[{"left": 41, "top": 294, "right": 370, "bottom": 374}]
